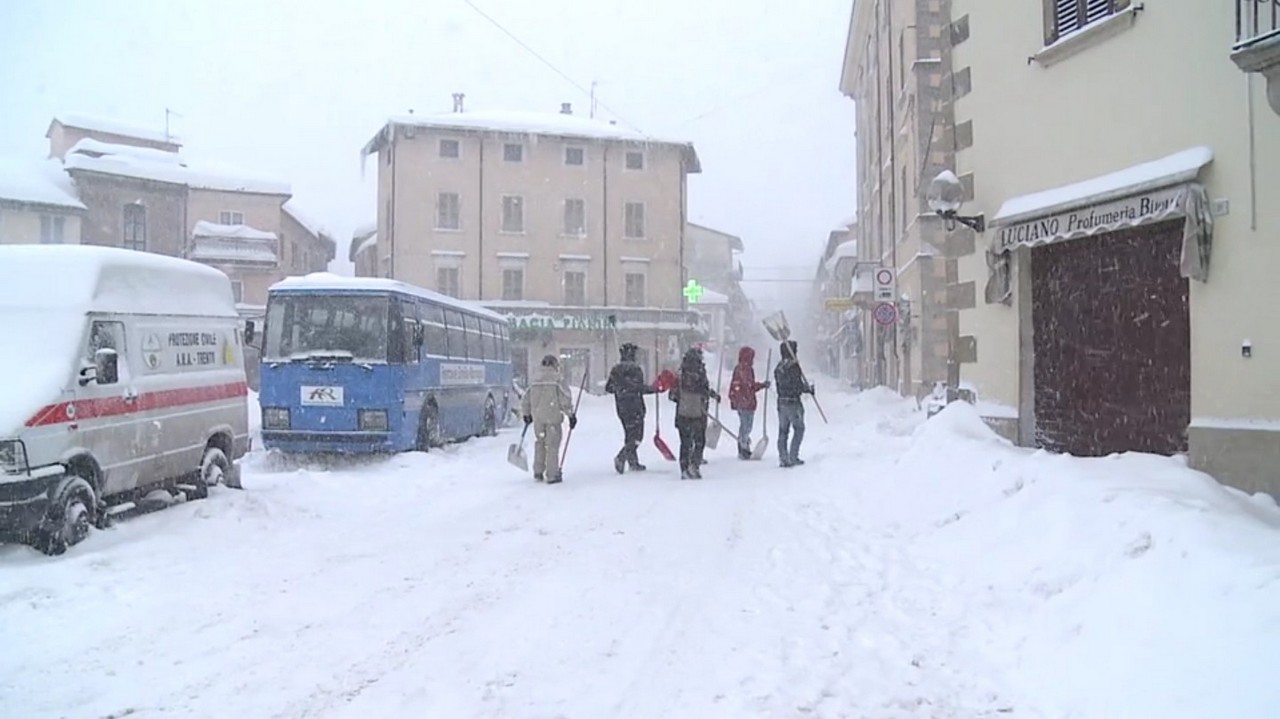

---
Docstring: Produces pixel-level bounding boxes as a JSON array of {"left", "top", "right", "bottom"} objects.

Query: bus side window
[
  {"left": 444, "top": 309, "right": 466, "bottom": 360},
  {"left": 422, "top": 304, "right": 447, "bottom": 356},
  {"left": 464, "top": 314, "right": 483, "bottom": 361}
]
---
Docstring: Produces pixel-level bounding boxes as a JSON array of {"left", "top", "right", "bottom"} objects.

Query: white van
[{"left": 0, "top": 246, "right": 250, "bottom": 554}]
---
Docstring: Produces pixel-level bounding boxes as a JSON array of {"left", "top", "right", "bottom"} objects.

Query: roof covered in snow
[
  {"left": 271, "top": 273, "right": 508, "bottom": 323},
  {"left": 363, "top": 110, "right": 701, "bottom": 172},
  {"left": 0, "top": 157, "right": 85, "bottom": 210},
  {"left": 686, "top": 222, "right": 745, "bottom": 252},
  {"left": 62, "top": 138, "right": 290, "bottom": 196},
  {"left": 192, "top": 220, "right": 277, "bottom": 241},
  {"left": 282, "top": 200, "right": 333, "bottom": 244},
  {"left": 691, "top": 288, "right": 731, "bottom": 305},
  {"left": 994, "top": 146, "right": 1214, "bottom": 224},
  {"left": 824, "top": 239, "right": 859, "bottom": 272},
  {"left": 49, "top": 112, "right": 181, "bottom": 146}
]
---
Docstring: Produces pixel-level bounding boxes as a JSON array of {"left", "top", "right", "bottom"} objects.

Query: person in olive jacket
[
  {"left": 668, "top": 346, "right": 719, "bottom": 479},
  {"left": 521, "top": 354, "right": 577, "bottom": 484},
  {"left": 774, "top": 340, "right": 814, "bottom": 468},
  {"left": 605, "top": 342, "right": 657, "bottom": 474}
]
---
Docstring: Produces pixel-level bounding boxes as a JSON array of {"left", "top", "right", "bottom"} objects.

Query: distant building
[
  {"left": 361, "top": 100, "right": 704, "bottom": 387},
  {"left": 350, "top": 221, "right": 378, "bottom": 277},
  {"left": 683, "top": 222, "right": 754, "bottom": 350},
  {"left": 0, "top": 158, "right": 86, "bottom": 246},
  {"left": 811, "top": 221, "right": 866, "bottom": 386}
]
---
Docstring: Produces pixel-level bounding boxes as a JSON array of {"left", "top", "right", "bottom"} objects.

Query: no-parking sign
[{"left": 872, "top": 301, "right": 898, "bottom": 327}]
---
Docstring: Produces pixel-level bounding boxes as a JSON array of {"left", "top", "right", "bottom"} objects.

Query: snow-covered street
[{"left": 3, "top": 385, "right": 1279, "bottom": 719}]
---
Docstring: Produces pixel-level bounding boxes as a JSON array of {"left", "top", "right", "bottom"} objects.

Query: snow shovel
[
  {"left": 507, "top": 422, "right": 530, "bottom": 472},
  {"left": 652, "top": 365, "right": 677, "bottom": 462},
  {"left": 705, "top": 348, "right": 725, "bottom": 450},
  {"left": 752, "top": 349, "right": 772, "bottom": 460},
  {"left": 558, "top": 367, "right": 590, "bottom": 469}
]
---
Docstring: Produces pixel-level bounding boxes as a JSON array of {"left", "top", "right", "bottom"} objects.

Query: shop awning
[{"left": 985, "top": 147, "right": 1216, "bottom": 304}]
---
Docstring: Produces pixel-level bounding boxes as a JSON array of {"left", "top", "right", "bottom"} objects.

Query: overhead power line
[{"left": 458, "top": 0, "right": 640, "bottom": 131}]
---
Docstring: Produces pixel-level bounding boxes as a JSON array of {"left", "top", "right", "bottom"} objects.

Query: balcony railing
[{"left": 1237, "top": 0, "right": 1280, "bottom": 47}]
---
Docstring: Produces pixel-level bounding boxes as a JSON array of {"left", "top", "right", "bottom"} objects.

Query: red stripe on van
[{"left": 24, "top": 381, "right": 249, "bottom": 428}]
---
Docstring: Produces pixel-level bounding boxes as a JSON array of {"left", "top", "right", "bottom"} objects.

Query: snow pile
[
  {"left": 0, "top": 157, "right": 85, "bottom": 209},
  {"left": 2, "top": 384, "right": 1277, "bottom": 717},
  {"left": 192, "top": 220, "right": 277, "bottom": 241}
]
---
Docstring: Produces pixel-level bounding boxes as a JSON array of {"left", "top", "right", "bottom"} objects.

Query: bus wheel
[
  {"left": 482, "top": 396, "right": 498, "bottom": 437},
  {"left": 418, "top": 403, "right": 441, "bottom": 451},
  {"left": 36, "top": 477, "right": 96, "bottom": 556}
]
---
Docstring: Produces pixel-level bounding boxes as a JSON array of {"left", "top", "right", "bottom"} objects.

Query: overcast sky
[{"left": 0, "top": 0, "right": 856, "bottom": 309}]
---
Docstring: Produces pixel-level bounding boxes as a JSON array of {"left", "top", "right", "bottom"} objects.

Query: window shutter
[{"left": 1043, "top": 0, "right": 1061, "bottom": 44}]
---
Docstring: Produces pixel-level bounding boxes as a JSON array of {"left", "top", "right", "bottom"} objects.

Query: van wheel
[
  {"left": 482, "top": 396, "right": 498, "bottom": 437},
  {"left": 192, "top": 447, "right": 230, "bottom": 500},
  {"left": 36, "top": 477, "right": 96, "bottom": 556},
  {"left": 417, "top": 404, "right": 441, "bottom": 451}
]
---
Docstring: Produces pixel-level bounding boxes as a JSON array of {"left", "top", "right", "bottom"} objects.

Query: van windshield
[{"left": 264, "top": 294, "right": 389, "bottom": 362}]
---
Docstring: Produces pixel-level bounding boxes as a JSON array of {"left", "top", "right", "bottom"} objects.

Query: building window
[
  {"left": 230, "top": 280, "right": 244, "bottom": 303},
  {"left": 502, "top": 268, "right": 524, "bottom": 301},
  {"left": 624, "top": 272, "right": 646, "bottom": 307},
  {"left": 439, "top": 138, "right": 460, "bottom": 159},
  {"left": 501, "top": 195, "right": 525, "bottom": 233},
  {"left": 563, "top": 198, "right": 586, "bottom": 236},
  {"left": 1044, "top": 0, "right": 1129, "bottom": 44},
  {"left": 122, "top": 203, "right": 146, "bottom": 251},
  {"left": 563, "top": 270, "right": 587, "bottom": 306},
  {"left": 40, "top": 215, "right": 66, "bottom": 244},
  {"left": 503, "top": 143, "right": 523, "bottom": 162},
  {"left": 437, "top": 266, "right": 461, "bottom": 297},
  {"left": 291, "top": 240, "right": 299, "bottom": 270},
  {"left": 437, "top": 192, "right": 461, "bottom": 230},
  {"left": 219, "top": 210, "right": 244, "bottom": 225},
  {"left": 624, "top": 202, "right": 645, "bottom": 239},
  {"left": 625, "top": 151, "right": 644, "bottom": 170},
  {"left": 565, "top": 147, "right": 585, "bottom": 166}
]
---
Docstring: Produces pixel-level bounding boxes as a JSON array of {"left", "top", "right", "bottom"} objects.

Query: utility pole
[
  {"left": 164, "top": 108, "right": 183, "bottom": 142},
  {"left": 590, "top": 81, "right": 598, "bottom": 118}
]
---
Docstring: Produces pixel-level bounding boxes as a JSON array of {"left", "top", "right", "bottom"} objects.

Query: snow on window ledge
[{"left": 1032, "top": 5, "right": 1142, "bottom": 69}]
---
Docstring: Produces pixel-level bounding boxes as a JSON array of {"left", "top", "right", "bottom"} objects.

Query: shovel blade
[
  {"left": 751, "top": 435, "right": 769, "bottom": 460},
  {"left": 654, "top": 433, "right": 676, "bottom": 461},
  {"left": 761, "top": 311, "right": 791, "bottom": 342},
  {"left": 704, "top": 419, "right": 722, "bottom": 450},
  {"left": 507, "top": 443, "right": 528, "bottom": 471}
]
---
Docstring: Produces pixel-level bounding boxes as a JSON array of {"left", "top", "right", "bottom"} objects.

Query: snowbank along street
[{"left": 3, "top": 383, "right": 1279, "bottom": 718}]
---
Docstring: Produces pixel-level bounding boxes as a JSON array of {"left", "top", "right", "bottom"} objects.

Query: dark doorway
[{"left": 1031, "top": 220, "right": 1190, "bottom": 456}]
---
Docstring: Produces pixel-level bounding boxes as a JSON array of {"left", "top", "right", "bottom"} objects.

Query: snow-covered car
[{"left": 0, "top": 246, "right": 251, "bottom": 554}]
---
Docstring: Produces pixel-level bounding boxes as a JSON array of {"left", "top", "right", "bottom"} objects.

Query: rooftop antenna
[
  {"left": 164, "top": 108, "right": 183, "bottom": 142},
  {"left": 589, "top": 81, "right": 598, "bottom": 118}
]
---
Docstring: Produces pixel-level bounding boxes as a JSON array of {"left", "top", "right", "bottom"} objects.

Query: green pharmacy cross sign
[{"left": 682, "top": 279, "right": 705, "bottom": 303}]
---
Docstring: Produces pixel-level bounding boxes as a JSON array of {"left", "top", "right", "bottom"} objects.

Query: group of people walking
[{"left": 520, "top": 340, "right": 816, "bottom": 483}]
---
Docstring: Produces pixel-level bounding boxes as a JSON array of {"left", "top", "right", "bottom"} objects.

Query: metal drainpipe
[
  {"left": 479, "top": 137, "right": 485, "bottom": 298},
  {"left": 389, "top": 129, "right": 397, "bottom": 279}
]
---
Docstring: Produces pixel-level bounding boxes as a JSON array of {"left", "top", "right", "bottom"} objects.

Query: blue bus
[{"left": 255, "top": 275, "right": 513, "bottom": 454}]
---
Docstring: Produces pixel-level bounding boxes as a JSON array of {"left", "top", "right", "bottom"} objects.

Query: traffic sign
[
  {"left": 872, "top": 301, "right": 898, "bottom": 326},
  {"left": 824, "top": 297, "right": 855, "bottom": 312},
  {"left": 874, "top": 268, "right": 896, "bottom": 302}
]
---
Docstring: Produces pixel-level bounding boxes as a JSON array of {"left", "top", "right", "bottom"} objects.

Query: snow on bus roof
[
  {"left": 270, "top": 273, "right": 507, "bottom": 323},
  {"left": 0, "top": 245, "right": 238, "bottom": 316}
]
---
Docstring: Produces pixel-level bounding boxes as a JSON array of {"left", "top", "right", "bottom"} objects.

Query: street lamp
[{"left": 927, "top": 170, "right": 985, "bottom": 233}]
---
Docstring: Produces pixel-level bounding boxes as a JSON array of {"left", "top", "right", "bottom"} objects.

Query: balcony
[
  {"left": 189, "top": 221, "right": 280, "bottom": 267},
  {"left": 1233, "top": 0, "right": 1280, "bottom": 115}
]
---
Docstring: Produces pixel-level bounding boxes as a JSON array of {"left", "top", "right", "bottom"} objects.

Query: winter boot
[
  {"left": 689, "top": 465, "right": 703, "bottom": 479},
  {"left": 546, "top": 472, "right": 563, "bottom": 484},
  {"left": 791, "top": 457, "right": 805, "bottom": 466},
  {"left": 614, "top": 451, "right": 627, "bottom": 475},
  {"left": 779, "top": 458, "right": 794, "bottom": 469},
  {"left": 680, "top": 467, "right": 691, "bottom": 480},
  {"left": 738, "top": 446, "right": 751, "bottom": 460},
  {"left": 628, "top": 460, "right": 647, "bottom": 471},
  {"left": 534, "top": 472, "right": 545, "bottom": 482}
]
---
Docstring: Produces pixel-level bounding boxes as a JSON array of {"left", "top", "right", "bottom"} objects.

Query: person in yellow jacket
[{"left": 520, "top": 354, "right": 577, "bottom": 484}]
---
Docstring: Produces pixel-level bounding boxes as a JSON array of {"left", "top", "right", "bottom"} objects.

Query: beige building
[
  {"left": 360, "top": 101, "right": 704, "bottom": 387},
  {"left": 949, "top": 0, "right": 1280, "bottom": 493},
  {"left": 350, "top": 221, "right": 378, "bottom": 277},
  {"left": 840, "top": 0, "right": 970, "bottom": 400},
  {"left": 0, "top": 158, "right": 85, "bottom": 245}
]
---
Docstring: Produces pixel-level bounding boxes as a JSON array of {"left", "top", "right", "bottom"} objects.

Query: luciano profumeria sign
[{"left": 994, "top": 185, "right": 1188, "bottom": 253}]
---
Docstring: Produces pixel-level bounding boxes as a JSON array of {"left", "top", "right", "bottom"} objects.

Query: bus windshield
[{"left": 264, "top": 293, "right": 389, "bottom": 362}]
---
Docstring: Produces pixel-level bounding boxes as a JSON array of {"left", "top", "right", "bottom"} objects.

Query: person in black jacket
[
  {"left": 774, "top": 340, "right": 814, "bottom": 468},
  {"left": 605, "top": 342, "right": 657, "bottom": 473}
]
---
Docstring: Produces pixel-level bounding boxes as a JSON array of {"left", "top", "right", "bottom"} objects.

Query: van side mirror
[
  {"left": 245, "top": 320, "right": 257, "bottom": 344},
  {"left": 94, "top": 348, "right": 119, "bottom": 385}
]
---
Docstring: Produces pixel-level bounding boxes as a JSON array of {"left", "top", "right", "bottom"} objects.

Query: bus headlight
[
  {"left": 263, "top": 408, "right": 291, "bottom": 429},
  {"left": 358, "top": 409, "right": 388, "bottom": 432}
]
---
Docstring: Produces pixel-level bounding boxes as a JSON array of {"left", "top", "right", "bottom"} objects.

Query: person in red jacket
[{"left": 728, "top": 345, "right": 770, "bottom": 460}]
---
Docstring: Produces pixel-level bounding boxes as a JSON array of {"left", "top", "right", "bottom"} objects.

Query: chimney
[
  {"left": 452, "top": 93, "right": 465, "bottom": 113},
  {"left": 560, "top": 102, "right": 572, "bottom": 115}
]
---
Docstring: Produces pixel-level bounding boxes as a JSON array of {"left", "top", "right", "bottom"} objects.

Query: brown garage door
[{"left": 1031, "top": 219, "right": 1190, "bottom": 456}]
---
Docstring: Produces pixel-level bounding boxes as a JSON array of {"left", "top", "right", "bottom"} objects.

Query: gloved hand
[
  {"left": 568, "top": 415, "right": 578, "bottom": 430},
  {"left": 762, "top": 381, "right": 772, "bottom": 389},
  {"left": 523, "top": 414, "right": 533, "bottom": 426},
  {"left": 806, "top": 384, "right": 816, "bottom": 396},
  {"left": 710, "top": 390, "right": 721, "bottom": 402}
]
